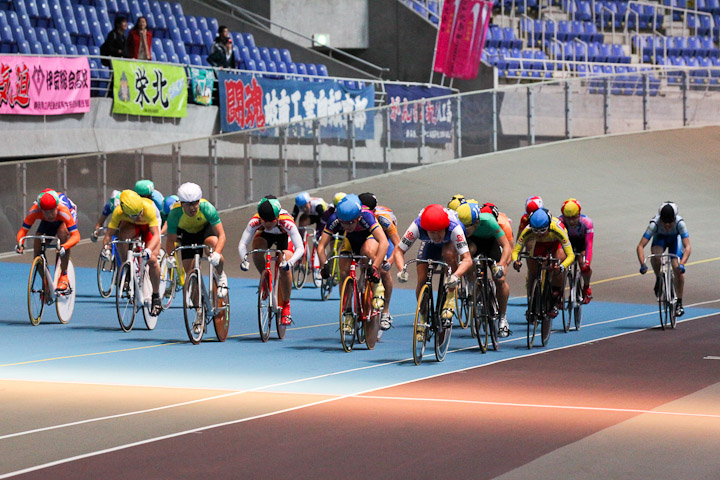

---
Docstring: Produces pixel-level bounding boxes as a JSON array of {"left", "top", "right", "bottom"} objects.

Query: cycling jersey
[
  {"left": 293, "top": 197, "right": 327, "bottom": 223},
  {"left": 166, "top": 199, "right": 221, "bottom": 235},
  {"left": 108, "top": 198, "right": 160, "bottom": 229},
  {"left": 512, "top": 216, "right": 575, "bottom": 269},
  {"left": 101, "top": 192, "right": 121, "bottom": 217},
  {"left": 497, "top": 212, "right": 513, "bottom": 243},
  {"left": 374, "top": 205, "right": 398, "bottom": 257},
  {"left": 150, "top": 190, "right": 164, "bottom": 216},
  {"left": 399, "top": 210, "right": 469, "bottom": 256},
  {"left": 17, "top": 201, "right": 80, "bottom": 250},
  {"left": 324, "top": 208, "right": 380, "bottom": 244},
  {"left": 470, "top": 212, "right": 505, "bottom": 240},
  {"left": 238, "top": 209, "right": 304, "bottom": 265},
  {"left": 643, "top": 214, "right": 689, "bottom": 240},
  {"left": 559, "top": 214, "right": 594, "bottom": 263}
]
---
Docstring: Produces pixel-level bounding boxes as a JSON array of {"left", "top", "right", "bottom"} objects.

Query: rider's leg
[{"left": 56, "top": 224, "right": 71, "bottom": 272}]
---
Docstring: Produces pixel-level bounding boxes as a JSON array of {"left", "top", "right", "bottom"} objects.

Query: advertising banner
[
  {"left": 386, "top": 84, "right": 454, "bottom": 144},
  {"left": 217, "top": 71, "right": 375, "bottom": 139},
  {"left": 111, "top": 59, "right": 187, "bottom": 117},
  {"left": 0, "top": 55, "right": 91, "bottom": 115},
  {"left": 189, "top": 67, "right": 214, "bottom": 106},
  {"left": 433, "top": 0, "right": 462, "bottom": 74}
]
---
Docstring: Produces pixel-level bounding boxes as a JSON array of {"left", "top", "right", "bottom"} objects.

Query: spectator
[
  {"left": 100, "top": 15, "right": 127, "bottom": 67},
  {"left": 210, "top": 25, "right": 232, "bottom": 56},
  {"left": 207, "top": 36, "right": 236, "bottom": 69},
  {"left": 126, "top": 16, "right": 152, "bottom": 60}
]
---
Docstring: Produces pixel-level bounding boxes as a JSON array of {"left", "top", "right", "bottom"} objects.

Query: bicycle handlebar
[
  {"left": 644, "top": 253, "right": 679, "bottom": 262},
  {"left": 110, "top": 238, "right": 145, "bottom": 248},
  {"left": 402, "top": 258, "right": 450, "bottom": 273},
  {"left": 517, "top": 253, "right": 560, "bottom": 264},
  {"left": 247, "top": 248, "right": 285, "bottom": 256},
  {"left": 472, "top": 255, "right": 497, "bottom": 266},
  {"left": 172, "top": 244, "right": 214, "bottom": 255},
  {"left": 325, "top": 253, "right": 369, "bottom": 264},
  {"left": 19, "top": 235, "right": 60, "bottom": 249}
]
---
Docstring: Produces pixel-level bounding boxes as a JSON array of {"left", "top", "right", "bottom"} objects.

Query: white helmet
[{"left": 177, "top": 182, "right": 202, "bottom": 202}]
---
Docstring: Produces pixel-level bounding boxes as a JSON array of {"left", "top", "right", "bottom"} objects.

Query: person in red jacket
[{"left": 126, "top": 16, "right": 152, "bottom": 60}]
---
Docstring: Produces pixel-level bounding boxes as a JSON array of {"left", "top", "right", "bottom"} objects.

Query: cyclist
[
  {"left": 512, "top": 208, "right": 575, "bottom": 318},
  {"left": 135, "top": 179, "right": 165, "bottom": 231},
  {"left": 358, "top": 192, "right": 402, "bottom": 334},
  {"left": 636, "top": 201, "right": 690, "bottom": 317},
  {"left": 15, "top": 189, "right": 81, "bottom": 291},
  {"left": 238, "top": 196, "right": 305, "bottom": 325},
  {"left": 164, "top": 183, "right": 228, "bottom": 297},
  {"left": 91, "top": 189, "right": 121, "bottom": 241},
  {"left": 293, "top": 191, "right": 328, "bottom": 282},
  {"left": 457, "top": 202, "right": 513, "bottom": 337},
  {"left": 101, "top": 189, "right": 163, "bottom": 316},
  {"left": 317, "top": 194, "right": 389, "bottom": 305},
  {"left": 481, "top": 202, "right": 514, "bottom": 250},
  {"left": 516, "top": 195, "right": 545, "bottom": 239},
  {"left": 161, "top": 194, "right": 179, "bottom": 225},
  {"left": 447, "top": 194, "right": 466, "bottom": 211},
  {"left": 558, "top": 198, "right": 594, "bottom": 304},
  {"left": 393, "top": 204, "right": 472, "bottom": 326},
  {"left": 321, "top": 192, "right": 346, "bottom": 225}
]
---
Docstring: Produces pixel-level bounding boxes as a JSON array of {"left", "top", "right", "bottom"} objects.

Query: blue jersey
[
  {"left": 323, "top": 208, "right": 380, "bottom": 244},
  {"left": 643, "top": 214, "right": 689, "bottom": 240}
]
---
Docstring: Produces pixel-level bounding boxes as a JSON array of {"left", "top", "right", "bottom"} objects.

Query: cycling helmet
[
  {"left": 358, "top": 192, "right": 377, "bottom": 211},
  {"left": 134, "top": 179, "right": 155, "bottom": 197},
  {"left": 119, "top": 189, "right": 144, "bottom": 217},
  {"left": 456, "top": 202, "right": 481, "bottom": 227},
  {"left": 420, "top": 204, "right": 450, "bottom": 231},
  {"left": 659, "top": 201, "right": 678, "bottom": 223},
  {"left": 525, "top": 196, "right": 544, "bottom": 214},
  {"left": 295, "top": 191, "right": 311, "bottom": 208},
  {"left": 481, "top": 202, "right": 499, "bottom": 219},
  {"left": 111, "top": 189, "right": 121, "bottom": 200},
  {"left": 447, "top": 194, "right": 465, "bottom": 211},
  {"left": 561, "top": 198, "right": 581, "bottom": 217},
  {"left": 529, "top": 208, "right": 551, "bottom": 234},
  {"left": 336, "top": 194, "right": 362, "bottom": 222},
  {"left": 257, "top": 197, "right": 281, "bottom": 221},
  {"left": 332, "top": 192, "right": 346, "bottom": 208},
  {"left": 177, "top": 182, "right": 202, "bottom": 203},
  {"left": 37, "top": 190, "right": 59, "bottom": 211},
  {"left": 162, "top": 195, "right": 179, "bottom": 215}
]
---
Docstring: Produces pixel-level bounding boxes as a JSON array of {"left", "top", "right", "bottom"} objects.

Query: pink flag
[
  {"left": 433, "top": 0, "right": 463, "bottom": 74},
  {"left": 463, "top": 1, "right": 493, "bottom": 79},
  {"left": 443, "top": 0, "right": 493, "bottom": 80}
]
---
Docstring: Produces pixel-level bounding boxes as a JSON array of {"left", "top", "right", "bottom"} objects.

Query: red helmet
[
  {"left": 525, "top": 196, "right": 544, "bottom": 214},
  {"left": 481, "top": 202, "right": 499, "bottom": 219},
  {"left": 420, "top": 204, "right": 450, "bottom": 232},
  {"left": 38, "top": 191, "right": 59, "bottom": 211}
]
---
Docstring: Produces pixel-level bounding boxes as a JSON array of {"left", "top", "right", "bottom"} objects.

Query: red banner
[{"left": 434, "top": 0, "right": 493, "bottom": 80}]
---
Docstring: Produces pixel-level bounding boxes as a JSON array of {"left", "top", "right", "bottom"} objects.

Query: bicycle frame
[
  {"left": 562, "top": 253, "right": 584, "bottom": 332},
  {"left": 645, "top": 253, "right": 679, "bottom": 330},
  {"left": 320, "top": 233, "right": 344, "bottom": 301},
  {"left": 248, "top": 248, "right": 285, "bottom": 341},
  {"left": 519, "top": 253, "right": 559, "bottom": 349},
  {"left": 471, "top": 255, "right": 500, "bottom": 353},
  {"left": 112, "top": 238, "right": 157, "bottom": 332},
  {"left": 292, "top": 226, "right": 316, "bottom": 290}
]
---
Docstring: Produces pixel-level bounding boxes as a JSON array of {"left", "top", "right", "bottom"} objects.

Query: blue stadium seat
[
  {"left": 17, "top": 39, "right": 30, "bottom": 53},
  {"left": 106, "top": 0, "right": 119, "bottom": 14},
  {"left": 0, "top": 26, "right": 15, "bottom": 53},
  {"left": 286, "top": 62, "right": 297, "bottom": 76},
  {"left": 169, "top": 26, "right": 182, "bottom": 43},
  {"left": 5, "top": 10, "right": 19, "bottom": 29},
  {"left": 190, "top": 53, "right": 202, "bottom": 66},
  {"left": 151, "top": 37, "right": 163, "bottom": 58},
  {"left": 180, "top": 53, "right": 190, "bottom": 65},
  {"left": 180, "top": 26, "right": 192, "bottom": 45},
  {"left": 174, "top": 12, "right": 187, "bottom": 31},
  {"left": 12, "top": 25, "right": 26, "bottom": 44},
  {"left": 242, "top": 32, "right": 255, "bottom": 49},
  {"left": 185, "top": 15, "right": 197, "bottom": 32},
  {"left": 174, "top": 40, "right": 186, "bottom": 58},
  {"left": 66, "top": 43, "right": 77, "bottom": 54},
  {"left": 202, "top": 29, "right": 213, "bottom": 51},
  {"left": 36, "top": 26, "right": 50, "bottom": 45},
  {"left": 29, "top": 39, "right": 43, "bottom": 53},
  {"left": 295, "top": 62, "right": 307, "bottom": 76},
  {"left": 231, "top": 32, "right": 244, "bottom": 47},
  {"left": 208, "top": 17, "right": 218, "bottom": 36},
  {"left": 316, "top": 64, "right": 328, "bottom": 76},
  {"left": 259, "top": 47, "right": 271, "bottom": 64},
  {"left": 0, "top": 11, "right": 6, "bottom": 29},
  {"left": 238, "top": 45, "right": 251, "bottom": 66},
  {"left": 168, "top": 52, "right": 179, "bottom": 64},
  {"left": 306, "top": 63, "right": 318, "bottom": 78},
  {"left": 171, "top": 2, "right": 183, "bottom": 18},
  {"left": 35, "top": 0, "right": 52, "bottom": 27},
  {"left": 157, "top": 51, "right": 167, "bottom": 62},
  {"left": 89, "top": 45, "right": 100, "bottom": 55},
  {"left": 162, "top": 38, "right": 175, "bottom": 55},
  {"left": 276, "top": 61, "right": 287, "bottom": 75},
  {"left": 255, "top": 59, "right": 267, "bottom": 72},
  {"left": 24, "top": 27, "right": 38, "bottom": 44},
  {"left": 197, "top": 16, "right": 208, "bottom": 33},
  {"left": 248, "top": 46, "right": 261, "bottom": 63},
  {"left": 77, "top": 44, "right": 89, "bottom": 55},
  {"left": 269, "top": 48, "right": 282, "bottom": 66},
  {"left": 48, "top": 27, "right": 61, "bottom": 48},
  {"left": 42, "top": 40, "right": 55, "bottom": 54},
  {"left": 190, "top": 28, "right": 204, "bottom": 53},
  {"left": 279, "top": 48, "right": 292, "bottom": 65}
]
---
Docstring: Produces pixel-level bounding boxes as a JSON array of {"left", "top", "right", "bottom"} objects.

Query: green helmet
[
  {"left": 257, "top": 197, "right": 281, "bottom": 221},
  {"left": 134, "top": 179, "right": 155, "bottom": 197}
]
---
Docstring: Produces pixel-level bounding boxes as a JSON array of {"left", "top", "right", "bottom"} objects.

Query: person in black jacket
[
  {"left": 100, "top": 15, "right": 127, "bottom": 97},
  {"left": 207, "top": 36, "right": 236, "bottom": 69}
]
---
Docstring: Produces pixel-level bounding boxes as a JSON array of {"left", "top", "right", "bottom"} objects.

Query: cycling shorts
[
  {"left": 36, "top": 220, "right": 64, "bottom": 238},
  {"left": 532, "top": 241, "right": 561, "bottom": 258},
  {"left": 178, "top": 224, "right": 215, "bottom": 260},
  {"left": 652, "top": 234, "right": 683, "bottom": 257},
  {"left": 569, "top": 236, "right": 586, "bottom": 254},
  {"left": 342, "top": 233, "right": 375, "bottom": 255},
  {"left": 417, "top": 241, "right": 443, "bottom": 261},
  {"left": 256, "top": 231, "right": 289, "bottom": 251},
  {"left": 468, "top": 236, "right": 501, "bottom": 262}
]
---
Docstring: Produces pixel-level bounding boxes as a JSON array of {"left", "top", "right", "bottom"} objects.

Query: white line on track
[{"left": 1, "top": 308, "right": 719, "bottom": 478}]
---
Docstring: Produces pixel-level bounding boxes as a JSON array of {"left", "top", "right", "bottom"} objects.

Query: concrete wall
[{"left": 270, "top": 0, "right": 369, "bottom": 49}]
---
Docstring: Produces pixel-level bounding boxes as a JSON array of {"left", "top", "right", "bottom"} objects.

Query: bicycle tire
[
  {"left": 541, "top": 282, "right": 553, "bottom": 347},
  {"left": 658, "top": 275, "right": 666, "bottom": 330},
  {"left": 139, "top": 266, "right": 158, "bottom": 330},
  {"left": 159, "top": 256, "right": 178, "bottom": 310},
  {"left": 310, "top": 243, "right": 322, "bottom": 288},
  {"left": 258, "top": 271, "right": 272, "bottom": 342},
  {"left": 457, "top": 276, "right": 470, "bottom": 329},
  {"left": 320, "top": 275, "right": 334, "bottom": 301},
  {"left": 55, "top": 258, "right": 76, "bottom": 324},
  {"left": 212, "top": 275, "right": 230, "bottom": 342},
  {"left": 183, "top": 270, "right": 205, "bottom": 344},
  {"left": 573, "top": 275, "right": 583, "bottom": 331},
  {"left": 435, "top": 284, "right": 452, "bottom": 362},
  {"left": 116, "top": 262, "right": 136, "bottom": 332},
  {"left": 363, "top": 280, "right": 380, "bottom": 350},
  {"left": 472, "top": 278, "right": 488, "bottom": 353},
  {"left": 668, "top": 271, "right": 677, "bottom": 329},
  {"left": 561, "top": 271, "right": 573, "bottom": 333},
  {"left": 527, "top": 279, "right": 541, "bottom": 349},
  {"left": 28, "top": 256, "right": 46, "bottom": 326},
  {"left": 339, "top": 276, "right": 356, "bottom": 352},
  {"left": 292, "top": 254, "right": 307, "bottom": 289},
  {"left": 487, "top": 281, "right": 500, "bottom": 351},
  {"left": 413, "top": 284, "right": 431, "bottom": 365},
  {"left": 97, "top": 251, "right": 116, "bottom": 298},
  {"left": 276, "top": 299, "right": 287, "bottom": 340}
]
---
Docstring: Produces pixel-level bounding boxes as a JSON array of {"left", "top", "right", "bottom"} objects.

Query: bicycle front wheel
[
  {"left": 658, "top": 276, "right": 666, "bottom": 330},
  {"left": 55, "top": 258, "right": 76, "bottom": 324},
  {"left": 258, "top": 271, "right": 272, "bottom": 342},
  {"left": 363, "top": 282, "right": 380, "bottom": 350},
  {"left": 488, "top": 282, "right": 500, "bottom": 351},
  {"left": 668, "top": 272, "right": 677, "bottom": 329},
  {"left": 413, "top": 285, "right": 431, "bottom": 365},
  {"left": 159, "top": 256, "right": 177, "bottom": 310},
  {"left": 292, "top": 258, "right": 307, "bottom": 289},
  {"left": 561, "top": 272, "right": 573, "bottom": 333},
  {"left": 457, "top": 276, "right": 470, "bottom": 329},
  {"left": 472, "top": 279, "right": 488, "bottom": 354},
  {"left": 320, "top": 275, "right": 334, "bottom": 301},
  {"left": 540, "top": 285, "right": 553, "bottom": 347},
  {"left": 573, "top": 276, "right": 583, "bottom": 331},
  {"left": 339, "top": 276, "right": 356, "bottom": 352},
  {"left": 526, "top": 280, "right": 541, "bottom": 349},
  {"left": 435, "top": 288, "right": 452, "bottom": 362},
  {"left": 97, "top": 251, "right": 116, "bottom": 298},
  {"left": 212, "top": 276, "right": 230, "bottom": 342},
  {"left": 116, "top": 262, "right": 136, "bottom": 332},
  {"left": 183, "top": 270, "right": 205, "bottom": 344},
  {"left": 28, "top": 256, "right": 46, "bottom": 326}
]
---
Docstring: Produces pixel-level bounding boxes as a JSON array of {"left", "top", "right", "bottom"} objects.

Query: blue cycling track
[{"left": 2, "top": 126, "right": 720, "bottom": 479}]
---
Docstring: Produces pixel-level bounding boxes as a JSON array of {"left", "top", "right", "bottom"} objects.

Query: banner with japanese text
[
  {"left": 217, "top": 71, "right": 375, "bottom": 139},
  {"left": 0, "top": 56, "right": 91, "bottom": 115},
  {"left": 111, "top": 59, "right": 187, "bottom": 117},
  {"left": 433, "top": 0, "right": 492, "bottom": 79},
  {"left": 385, "top": 84, "right": 454, "bottom": 144},
  {"left": 189, "top": 67, "right": 214, "bottom": 106}
]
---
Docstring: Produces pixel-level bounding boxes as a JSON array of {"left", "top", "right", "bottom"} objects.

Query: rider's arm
[
  {"left": 58, "top": 208, "right": 81, "bottom": 250},
  {"left": 395, "top": 221, "right": 419, "bottom": 270},
  {"left": 285, "top": 222, "right": 305, "bottom": 265},
  {"left": 497, "top": 233, "right": 512, "bottom": 267},
  {"left": 680, "top": 237, "right": 691, "bottom": 265},
  {"left": 558, "top": 231, "right": 575, "bottom": 269},
  {"left": 237, "top": 219, "right": 259, "bottom": 259},
  {"left": 450, "top": 224, "right": 472, "bottom": 278},
  {"left": 454, "top": 251, "right": 473, "bottom": 278},
  {"left": 512, "top": 227, "right": 531, "bottom": 262},
  {"left": 211, "top": 222, "right": 227, "bottom": 255},
  {"left": 146, "top": 226, "right": 161, "bottom": 252},
  {"left": 165, "top": 233, "right": 177, "bottom": 255},
  {"left": 94, "top": 213, "right": 108, "bottom": 231},
  {"left": 16, "top": 206, "right": 42, "bottom": 246},
  {"left": 582, "top": 216, "right": 595, "bottom": 265},
  {"left": 369, "top": 224, "right": 389, "bottom": 270},
  {"left": 636, "top": 236, "right": 650, "bottom": 265}
]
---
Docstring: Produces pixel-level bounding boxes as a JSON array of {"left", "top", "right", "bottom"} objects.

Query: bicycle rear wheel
[
  {"left": 487, "top": 282, "right": 500, "bottom": 351},
  {"left": 573, "top": 277, "right": 583, "bottom": 331},
  {"left": 472, "top": 279, "right": 488, "bottom": 353},
  {"left": 212, "top": 275, "right": 230, "bottom": 342},
  {"left": 339, "top": 276, "right": 356, "bottom": 352},
  {"left": 115, "top": 262, "right": 136, "bottom": 332},
  {"left": 658, "top": 276, "right": 666, "bottom": 330},
  {"left": 526, "top": 280, "right": 541, "bottom": 349},
  {"left": 320, "top": 275, "right": 334, "bottom": 301},
  {"left": 457, "top": 276, "right": 470, "bottom": 329},
  {"left": 183, "top": 270, "right": 205, "bottom": 344},
  {"left": 159, "top": 256, "right": 177, "bottom": 310},
  {"left": 28, "top": 256, "right": 46, "bottom": 326},
  {"left": 413, "top": 285, "right": 431, "bottom": 365},
  {"left": 561, "top": 272, "right": 573, "bottom": 333},
  {"left": 668, "top": 273, "right": 677, "bottom": 329},
  {"left": 97, "top": 251, "right": 116, "bottom": 298},
  {"left": 55, "top": 258, "right": 76, "bottom": 324},
  {"left": 292, "top": 257, "right": 307, "bottom": 289},
  {"left": 257, "top": 271, "right": 272, "bottom": 342},
  {"left": 435, "top": 287, "right": 452, "bottom": 362}
]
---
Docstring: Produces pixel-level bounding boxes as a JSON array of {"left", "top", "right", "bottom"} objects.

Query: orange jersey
[
  {"left": 497, "top": 212, "right": 513, "bottom": 245},
  {"left": 17, "top": 203, "right": 80, "bottom": 250},
  {"left": 374, "top": 205, "right": 398, "bottom": 238}
]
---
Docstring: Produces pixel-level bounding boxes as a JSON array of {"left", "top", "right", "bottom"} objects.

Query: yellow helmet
[
  {"left": 465, "top": 198, "right": 479, "bottom": 206},
  {"left": 561, "top": 198, "right": 581, "bottom": 217},
  {"left": 456, "top": 202, "right": 481, "bottom": 227},
  {"left": 120, "top": 189, "right": 144, "bottom": 216},
  {"left": 332, "top": 192, "right": 347, "bottom": 208},
  {"left": 447, "top": 194, "right": 465, "bottom": 211}
]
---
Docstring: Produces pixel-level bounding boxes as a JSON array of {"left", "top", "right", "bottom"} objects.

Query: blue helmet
[
  {"left": 162, "top": 195, "right": 179, "bottom": 216},
  {"left": 336, "top": 194, "right": 362, "bottom": 221},
  {"left": 529, "top": 208, "right": 551, "bottom": 232},
  {"left": 295, "top": 191, "right": 311, "bottom": 208}
]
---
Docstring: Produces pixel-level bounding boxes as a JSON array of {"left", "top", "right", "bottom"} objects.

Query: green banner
[{"left": 112, "top": 59, "right": 187, "bottom": 117}]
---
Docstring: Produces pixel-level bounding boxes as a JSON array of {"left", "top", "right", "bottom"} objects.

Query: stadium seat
[
  {"left": 316, "top": 64, "right": 329, "bottom": 76},
  {"left": 12, "top": 25, "right": 26, "bottom": 44},
  {"left": 24, "top": 28, "right": 38, "bottom": 45},
  {"left": 42, "top": 41, "right": 56, "bottom": 54},
  {"left": 29, "top": 39, "right": 43, "bottom": 54},
  {"left": 77, "top": 44, "right": 89, "bottom": 55},
  {"left": 1, "top": 26, "right": 15, "bottom": 53},
  {"left": 202, "top": 29, "right": 214, "bottom": 51},
  {"left": 35, "top": 0, "right": 52, "bottom": 27},
  {"left": 295, "top": 62, "right": 307, "bottom": 77},
  {"left": 306, "top": 63, "right": 318, "bottom": 78},
  {"left": 259, "top": 46, "right": 272, "bottom": 64},
  {"left": 242, "top": 32, "right": 255, "bottom": 49}
]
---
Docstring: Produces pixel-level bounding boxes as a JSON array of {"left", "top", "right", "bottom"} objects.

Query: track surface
[{"left": 2, "top": 126, "right": 720, "bottom": 479}]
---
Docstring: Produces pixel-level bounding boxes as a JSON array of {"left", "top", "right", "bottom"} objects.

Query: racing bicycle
[{"left": 645, "top": 253, "right": 679, "bottom": 330}]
